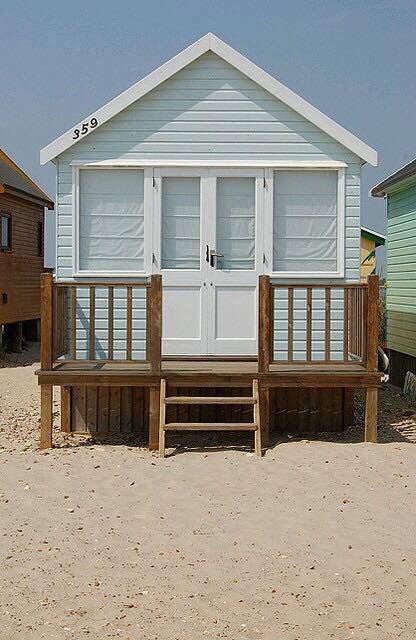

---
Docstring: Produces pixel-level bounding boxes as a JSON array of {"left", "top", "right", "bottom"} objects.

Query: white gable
[{"left": 40, "top": 33, "right": 377, "bottom": 166}]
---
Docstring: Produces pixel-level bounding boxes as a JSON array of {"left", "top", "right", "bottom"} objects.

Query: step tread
[
  {"left": 164, "top": 396, "right": 256, "bottom": 405},
  {"left": 163, "top": 422, "right": 258, "bottom": 431}
]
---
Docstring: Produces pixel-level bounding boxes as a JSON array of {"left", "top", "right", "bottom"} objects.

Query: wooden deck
[
  {"left": 37, "top": 359, "right": 380, "bottom": 388},
  {"left": 36, "top": 273, "right": 381, "bottom": 451}
]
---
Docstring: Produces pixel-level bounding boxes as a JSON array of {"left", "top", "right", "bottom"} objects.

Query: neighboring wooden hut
[
  {"left": 372, "top": 159, "right": 416, "bottom": 387},
  {"left": 360, "top": 226, "right": 385, "bottom": 282},
  {"left": 0, "top": 148, "right": 54, "bottom": 352},
  {"left": 37, "top": 34, "right": 381, "bottom": 453}
]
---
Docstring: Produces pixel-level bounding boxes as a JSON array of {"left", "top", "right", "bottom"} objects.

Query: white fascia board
[
  {"left": 70, "top": 159, "right": 348, "bottom": 168},
  {"left": 41, "top": 32, "right": 377, "bottom": 166}
]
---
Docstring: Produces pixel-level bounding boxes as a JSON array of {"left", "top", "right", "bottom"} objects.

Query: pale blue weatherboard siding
[{"left": 54, "top": 51, "right": 361, "bottom": 358}]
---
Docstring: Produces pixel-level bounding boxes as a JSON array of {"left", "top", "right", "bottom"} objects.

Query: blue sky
[{"left": 1, "top": 0, "right": 415, "bottom": 235}]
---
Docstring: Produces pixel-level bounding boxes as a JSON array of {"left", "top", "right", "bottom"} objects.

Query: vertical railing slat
[
  {"left": 343, "top": 288, "right": 349, "bottom": 362},
  {"left": 325, "top": 287, "right": 331, "bottom": 362},
  {"left": 287, "top": 287, "right": 294, "bottom": 362},
  {"left": 126, "top": 286, "right": 133, "bottom": 360},
  {"left": 70, "top": 286, "right": 77, "bottom": 360},
  {"left": 108, "top": 285, "right": 114, "bottom": 361},
  {"left": 306, "top": 287, "right": 312, "bottom": 362},
  {"left": 89, "top": 286, "right": 95, "bottom": 360}
]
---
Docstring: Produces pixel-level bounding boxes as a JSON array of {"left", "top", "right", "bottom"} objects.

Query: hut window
[
  {"left": 216, "top": 177, "right": 255, "bottom": 270},
  {"left": 161, "top": 177, "right": 200, "bottom": 269},
  {"left": 78, "top": 169, "right": 144, "bottom": 272},
  {"left": 273, "top": 170, "right": 338, "bottom": 273},
  {"left": 0, "top": 212, "right": 11, "bottom": 251}
]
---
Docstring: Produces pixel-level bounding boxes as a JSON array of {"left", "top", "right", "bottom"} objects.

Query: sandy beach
[{"left": 1, "top": 348, "right": 415, "bottom": 639}]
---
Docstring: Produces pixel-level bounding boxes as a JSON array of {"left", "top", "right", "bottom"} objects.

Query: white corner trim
[
  {"left": 41, "top": 33, "right": 377, "bottom": 166},
  {"left": 69, "top": 159, "right": 348, "bottom": 169}
]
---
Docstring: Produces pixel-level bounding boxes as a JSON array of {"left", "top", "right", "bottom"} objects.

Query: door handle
[
  {"left": 205, "top": 244, "right": 210, "bottom": 263},
  {"left": 209, "top": 250, "right": 224, "bottom": 268}
]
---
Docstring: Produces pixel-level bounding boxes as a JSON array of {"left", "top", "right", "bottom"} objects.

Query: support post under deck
[
  {"left": 149, "top": 385, "right": 160, "bottom": 451},
  {"left": 40, "top": 385, "right": 53, "bottom": 449}
]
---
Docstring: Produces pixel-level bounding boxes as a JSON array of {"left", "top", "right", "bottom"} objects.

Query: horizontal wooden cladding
[
  {"left": 0, "top": 192, "right": 43, "bottom": 257},
  {"left": 0, "top": 254, "right": 43, "bottom": 323},
  {"left": 386, "top": 309, "right": 416, "bottom": 358},
  {"left": 68, "top": 385, "right": 353, "bottom": 436}
]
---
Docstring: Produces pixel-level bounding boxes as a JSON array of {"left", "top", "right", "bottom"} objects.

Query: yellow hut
[{"left": 360, "top": 227, "right": 385, "bottom": 282}]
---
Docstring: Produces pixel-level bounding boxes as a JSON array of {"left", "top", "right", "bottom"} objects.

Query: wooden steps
[{"left": 158, "top": 379, "right": 262, "bottom": 457}]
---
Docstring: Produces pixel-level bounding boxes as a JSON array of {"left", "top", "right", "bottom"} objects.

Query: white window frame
[
  {"left": 72, "top": 165, "right": 153, "bottom": 278},
  {"left": 264, "top": 167, "right": 345, "bottom": 279}
]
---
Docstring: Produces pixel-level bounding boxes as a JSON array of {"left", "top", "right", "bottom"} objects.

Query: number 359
[{"left": 73, "top": 117, "right": 98, "bottom": 139}]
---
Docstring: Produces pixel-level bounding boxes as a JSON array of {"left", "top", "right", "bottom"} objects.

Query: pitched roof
[
  {"left": 40, "top": 33, "right": 377, "bottom": 166},
  {"left": 371, "top": 158, "right": 416, "bottom": 197},
  {"left": 0, "top": 148, "right": 53, "bottom": 208},
  {"left": 361, "top": 226, "right": 385, "bottom": 246}
]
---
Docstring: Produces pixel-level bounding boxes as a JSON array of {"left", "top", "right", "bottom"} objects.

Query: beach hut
[
  {"left": 372, "top": 159, "right": 416, "bottom": 387},
  {"left": 37, "top": 34, "right": 381, "bottom": 454},
  {"left": 0, "top": 148, "right": 53, "bottom": 352}
]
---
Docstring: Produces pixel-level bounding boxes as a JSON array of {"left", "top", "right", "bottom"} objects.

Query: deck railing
[
  {"left": 258, "top": 275, "right": 379, "bottom": 373},
  {"left": 40, "top": 273, "right": 162, "bottom": 372},
  {"left": 41, "top": 272, "right": 378, "bottom": 375}
]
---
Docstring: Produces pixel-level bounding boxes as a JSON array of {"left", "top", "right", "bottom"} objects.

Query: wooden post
[
  {"left": 259, "top": 384, "right": 270, "bottom": 447},
  {"left": 149, "top": 385, "right": 160, "bottom": 451},
  {"left": 60, "top": 386, "right": 71, "bottom": 433},
  {"left": 365, "top": 387, "right": 378, "bottom": 443},
  {"left": 40, "top": 385, "right": 53, "bottom": 449},
  {"left": 364, "top": 275, "right": 379, "bottom": 443},
  {"left": 41, "top": 272, "right": 53, "bottom": 370},
  {"left": 258, "top": 275, "right": 271, "bottom": 373},
  {"left": 366, "top": 274, "right": 379, "bottom": 372},
  {"left": 148, "top": 274, "right": 162, "bottom": 372}
]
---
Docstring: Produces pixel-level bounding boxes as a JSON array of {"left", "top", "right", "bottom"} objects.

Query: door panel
[
  {"left": 208, "top": 171, "right": 263, "bottom": 355},
  {"left": 162, "top": 285, "right": 204, "bottom": 355}
]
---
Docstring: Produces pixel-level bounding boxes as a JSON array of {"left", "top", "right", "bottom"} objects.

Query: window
[
  {"left": 273, "top": 170, "right": 341, "bottom": 274},
  {"left": 37, "top": 221, "right": 44, "bottom": 256},
  {"left": 216, "top": 177, "right": 255, "bottom": 270},
  {"left": 161, "top": 177, "right": 200, "bottom": 269},
  {"left": 0, "top": 212, "right": 11, "bottom": 251},
  {"left": 78, "top": 169, "right": 145, "bottom": 273}
]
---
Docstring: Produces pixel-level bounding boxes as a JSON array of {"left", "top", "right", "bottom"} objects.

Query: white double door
[{"left": 153, "top": 168, "right": 265, "bottom": 356}]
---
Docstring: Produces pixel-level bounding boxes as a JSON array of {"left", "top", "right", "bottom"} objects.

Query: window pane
[
  {"left": 79, "top": 169, "right": 144, "bottom": 272},
  {"left": 216, "top": 177, "right": 255, "bottom": 270},
  {"left": 273, "top": 171, "right": 338, "bottom": 272},
  {"left": 161, "top": 177, "right": 200, "bottom": 269},
  {"left": 1, "top": 216, "right": 9, "bottom": 248}
]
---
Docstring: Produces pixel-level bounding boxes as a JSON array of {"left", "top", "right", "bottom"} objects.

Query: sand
[{"left": 0, "top": 347, "right": 415, "bottom": 639}]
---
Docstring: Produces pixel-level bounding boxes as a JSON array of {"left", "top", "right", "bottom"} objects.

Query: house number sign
[{"left": 73, "top": 117, "right": 98, "bottom": 139}]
